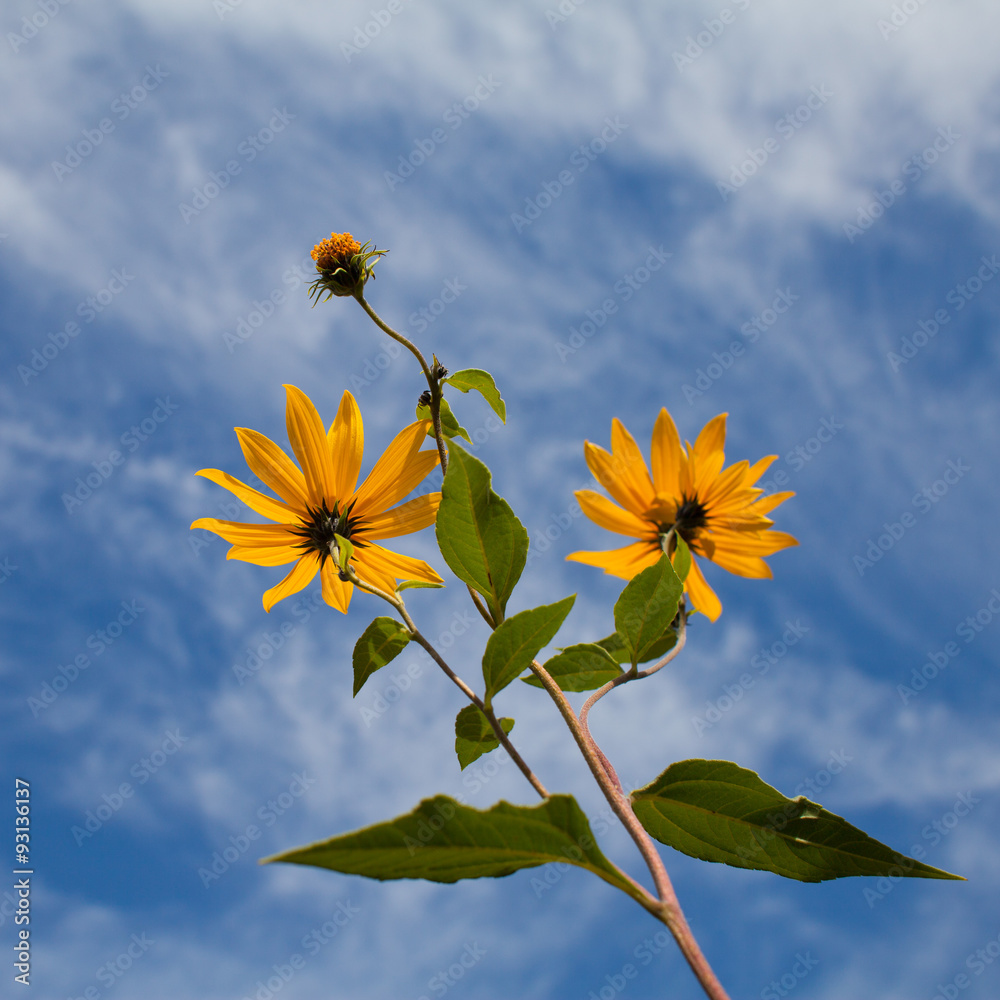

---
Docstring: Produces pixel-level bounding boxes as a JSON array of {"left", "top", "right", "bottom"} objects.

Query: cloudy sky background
[{"left": 3, "top": 0, "right": 999, "bottom": 997}]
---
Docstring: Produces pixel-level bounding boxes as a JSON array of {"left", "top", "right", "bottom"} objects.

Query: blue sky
[{"left": 3, "top": 1, "right": 1000, "bottom": 997}]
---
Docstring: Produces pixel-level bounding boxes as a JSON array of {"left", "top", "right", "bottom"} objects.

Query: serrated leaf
[
  {"left": 482, "top": 596, "right": 575, "bottom": 704},
  {"left": 445, "top": 369, "right": 507, "bottom": 423},
  {"left": 397, "top": 579, "right": 445, "bottom": 592},
  {"left": 594, "top": 628, "right": 677, "bottom": 665},
  {"left": 522, "top": 643, "right": 623, "bottom": 692},
  {"left": 630, "top": 759, "right": 964, "bottom": 883},
  {"left": 352, "top": 617, "right": 411, "bottom": 697},
  {"left": 417, "top": 397, "right": 472, "bottom": 444},
  {"left": 435, "top": 443, "right": 528, "bottom": 623},
  {"left": 454, "top": 705, "right": 514, "bottom": 770},
  {"left": 262, "top": 794, "right": 646, "bottom": 905},
  {"left": 613, "top": 556, "right": 683, "bottom": 667}
]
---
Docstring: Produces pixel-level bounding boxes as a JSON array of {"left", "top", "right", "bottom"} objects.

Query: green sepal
[
  {"left": 521, "top": 643, "right": 623, "bottom": 692},
  {"left": 333, "top": 533, "right": 355, "bottom": 574},
  {"left": 435, "top": 442, "right": 529, "bottom": 623},
  {"left": 454, "top": 705, "right": 514, "bottom": 770},
  {"left": 613, "top": 555, "right": 683, "bottom": 667},
  {"left": 396, "top": 579, "right": 445, "bottom": 592},
  {"left": 482, "top": 596, "right": 575, "bottom": 705},
  {"left": 352, "top": 617, "right": 411, "bottom": 697},
  {"left": 444, "top": 369, "right": 507, "bottom": 423},
  {"left": 671, "top": 535, "right": 691, "bottom": 583},
  {"left": 630, "top": 759, "right": 965, "bottom": 883},
  {"left": 417, "top": 397, "right": 471, "bottom": 444},
  {"left": 261, "top": 794, "right": 647, "bottom": 906}
]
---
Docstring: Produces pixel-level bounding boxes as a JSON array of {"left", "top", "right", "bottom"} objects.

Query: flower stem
[{"left": 343, "top": 566, "right": 548, "bottom": 800}]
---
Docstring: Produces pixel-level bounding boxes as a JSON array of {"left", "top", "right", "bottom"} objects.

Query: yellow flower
[
  {"left": 308, "top": 232, "right": 386, "bottom": 302},
  {"left": 191, "top": 385, "right": 443, "bottom": 613},
  {"left": 566, "top": 410, "right": 797, "bottom": 621}
]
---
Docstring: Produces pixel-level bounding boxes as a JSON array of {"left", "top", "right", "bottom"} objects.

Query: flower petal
[
  {"left": 685, "top": 557, "right": 722, "bottom": 621},
  {"left": 610, "top": 419, "right": 655, "bottom": 510},
  {"left": 745, "top": 454, "right": 778, "bottom": 486},
  {"left": 750, "top": 491, "right": 795, "bottom": 516},
  {"left": 650, "top": 408, "right": 684, "bottom": 498},
  {"left": 584, "top": 442, "right": 646, "bottom": 518},
  {"left": 191, "top": 518, "right": 297, "bottom": 547},
  {"left": 352, "top": 420, "right": 438, "bottom": 515},
  {"left": 195, "top": 469, "right": 294, "bottom": 522},
  {"left": 320, "top": 560, "right": 353, "bottom": 613},
  {"left": 687, "top": 413, "right": 728, "bottom": 496},
  {"left": 705, "top": 548, "right": 773, "bottom": 579},
  {"left": 327, "top": 390, "right": 364, "bottom": 499},
  {"left": 227, "top": 544, "right": 304, "bottom": 567},
  {"left": 235, "top": 427, "right": 308, "bottom": 509},
  {"left": 358, "top": 543, "right": 444, "bottom": 587},
  {"left": 262, "top": 553, "right": 320, "bottom": 612},
  {"left": 362, "top": 493, "right": 441, "bottom": 540},
  {"left": 284, "top": 384, "right": 337, "bottom": 507},
  {"left": 575, "top": 490, "right": 653, "bottom": 538},
  {"left": 566, "top": 540, "right": 661, "bottom": 580}
]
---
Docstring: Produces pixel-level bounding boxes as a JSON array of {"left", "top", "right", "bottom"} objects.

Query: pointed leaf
[
  {"left": 445, "top": 369, "right": 507, "bottom": 423},
  {"left": 417, "top": 398, "right": 472, "bottom": 444},
  {"left": 594, "top": 628, "right": 677, "bottom": 665},
  {"left": 397, "top": 579, "right": 445, "bottom": 592},
  {"left": 455, "top": 705, "right": 514, "bottom": 770},
  {"left": 672, "top": 535, "right": 692, "bottom": 583},
  {"left": 522, "top": 643, "right": 623, "bottom": 692},
  {"left": 262, "top": 794, "right": 647, "bottom": 905},
  {"left": 333, "top": 533, "right": 354, "bottom": 573},
  {"left": 613, "top": 555, "right": 683, "bottom": 666},
  {"left": 352, "top": 617, "right": 411, "bottom": 697},
  {"left": 630, "top": 759, "right": 964, "bottom": 883},
  {"left": 435, "top": 443, "right": 528, "bottom": 622},
  {"left": 482, "top": 596, "right": 575, "bottom": 704}
]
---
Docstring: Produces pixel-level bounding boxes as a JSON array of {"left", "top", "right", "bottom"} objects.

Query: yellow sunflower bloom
[
  {"left": 566, "top": 409, "right": 797, "bottom": 621},
  {"left": 191, "top": 385, "right": 443, "bottom": 613}
]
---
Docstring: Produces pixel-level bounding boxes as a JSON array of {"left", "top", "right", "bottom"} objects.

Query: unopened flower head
[{"left": 308, "top": 232, "right": 387, "bottom": 302}]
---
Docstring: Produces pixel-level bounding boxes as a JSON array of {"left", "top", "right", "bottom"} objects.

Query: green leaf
[
  {"left": 417, "top": 397, "right": 472, "bottom": 444},
  {"left": 522, "top": 643, "right": 623, "bottom": 692},
  {"left": 352, "top": 617, "right": 411, "bottom": 697},
  {"left": 482, "top": 596, "right": 575, "bottom": 704},
  {"left": 454, "top": 705, "right": 514, "bottom": 770},
  {"left": 672, "top": 535, "right": 691, "bottom": 583},
  {"left": 396, "top": 579, "right": 445, "bottom": 592},
  {"left": 435, "top": 443, "right": 529, "bottom": 623},
  {"left": 594, "top": 628, "right": 677, "bottom": 665},
  {"left": 613, "top": 555, "right": 683, "bottom": 666},
  {"left": 630, "top": 759, "right": 965, "bottom": 883},
  {"left": 445, "top": 369, "right": 507, "bottom": 423},
  {"left": 333, "top": 533, "right": 354, "bottom": 573},
  {"left": 262, "top": 794, "right": 647, "bottom": 905}
]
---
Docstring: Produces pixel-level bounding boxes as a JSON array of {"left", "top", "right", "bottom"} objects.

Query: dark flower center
[
  {"left": 291, "top": 499, "right": 367, "bottom": 564},
  {"left": 658, "top": 496, "right": 708, "bottom": 543}
]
